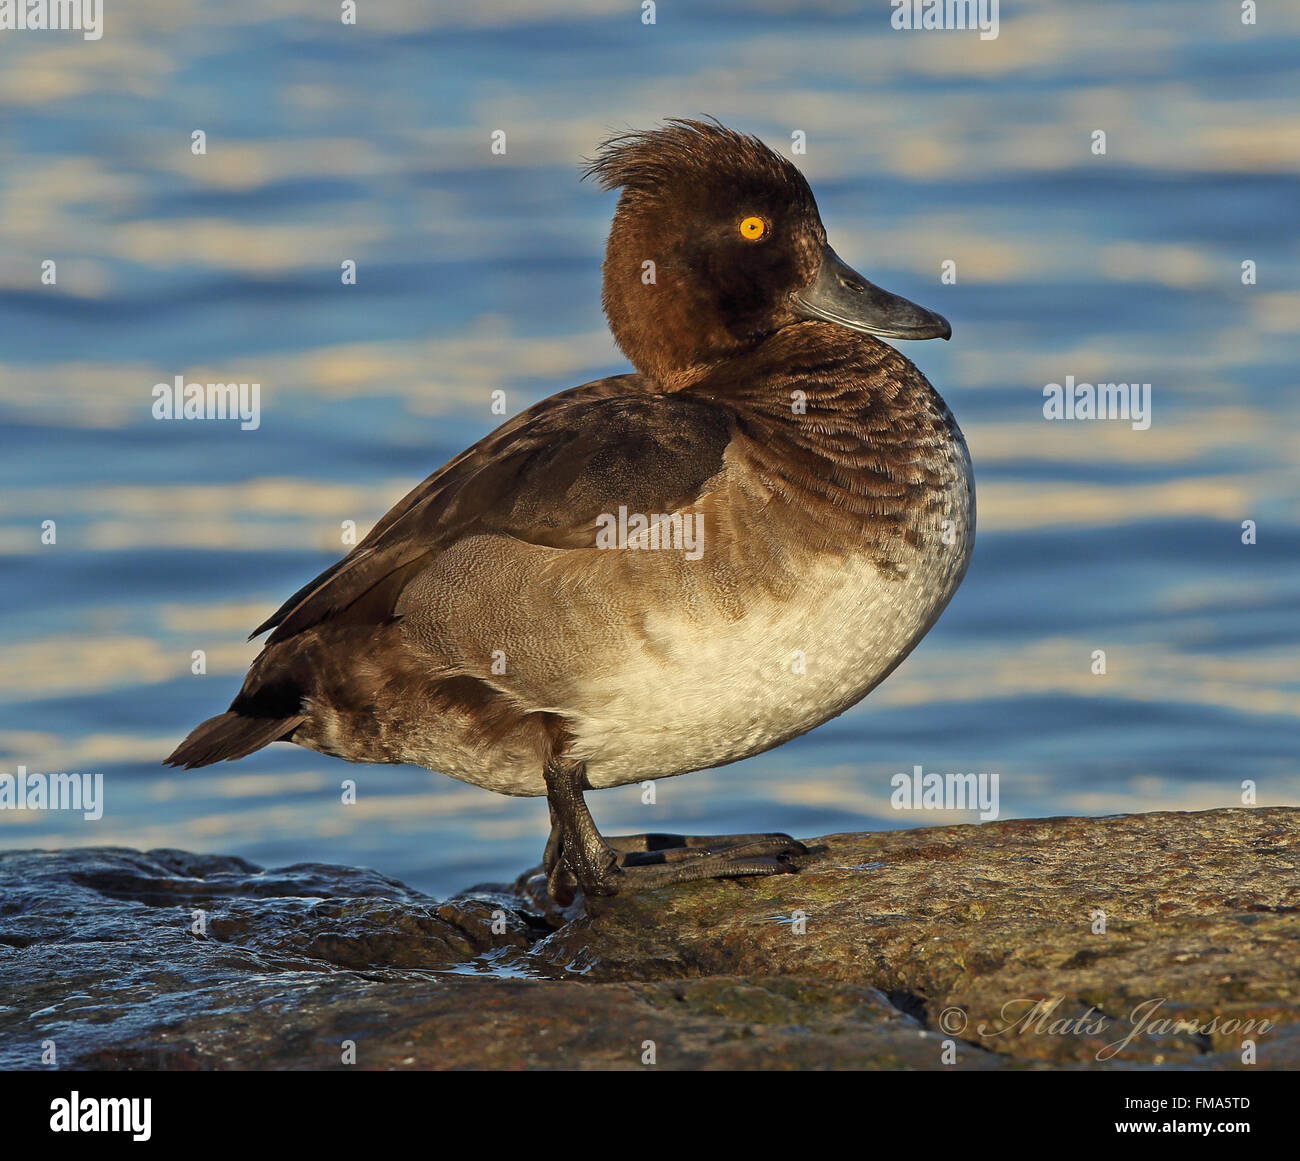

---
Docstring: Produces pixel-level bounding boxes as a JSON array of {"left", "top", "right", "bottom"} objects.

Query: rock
[{"left": 1, "top": 808, "right": 1295, "bottom": 1069}]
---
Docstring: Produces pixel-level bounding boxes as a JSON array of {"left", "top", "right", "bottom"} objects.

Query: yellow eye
[{"left": 739, "top": 216, "right": 767, "bottom": 241}]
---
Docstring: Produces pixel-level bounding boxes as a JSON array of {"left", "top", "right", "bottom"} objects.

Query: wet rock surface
[{"left": 1, "top": 808, "right": 1296, "bottom": 1070}]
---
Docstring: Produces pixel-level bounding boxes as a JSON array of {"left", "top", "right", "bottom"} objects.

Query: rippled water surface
[{"left": 1, "top": 1, "right": 1297, "bottom": 896}]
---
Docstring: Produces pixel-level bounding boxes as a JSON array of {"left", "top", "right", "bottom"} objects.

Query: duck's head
[{"left": 586, "top": 118, "right": 950, "bottom": 386}]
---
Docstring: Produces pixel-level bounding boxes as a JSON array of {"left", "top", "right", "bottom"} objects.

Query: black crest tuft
[{"left": 583, "top": 117, "right": 812, "bottom": 208}]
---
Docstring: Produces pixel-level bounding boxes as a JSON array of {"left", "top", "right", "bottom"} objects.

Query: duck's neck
[{"left": 601, "top": 226, "right": 781, "bottom": 390}]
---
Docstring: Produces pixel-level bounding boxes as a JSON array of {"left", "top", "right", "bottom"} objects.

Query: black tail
[{"left": 164, "top": 711, "right": 306, "bottom": 769}]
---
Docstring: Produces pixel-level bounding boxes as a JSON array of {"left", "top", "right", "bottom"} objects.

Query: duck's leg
[{"left": 542, "top": 757, "right": 805, "bottom": 902}]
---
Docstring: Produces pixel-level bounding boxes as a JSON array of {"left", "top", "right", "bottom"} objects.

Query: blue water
[{"left": 2, "top": 1, "right": 1297, "bottom": 898}]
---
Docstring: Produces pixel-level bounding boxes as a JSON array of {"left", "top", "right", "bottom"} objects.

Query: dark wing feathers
[
  {"left": 258, "top": 382, "right": 732, "bottom": 645},
  {"left": 251, "top": 375, "right": 636, "bottom": 640}
]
